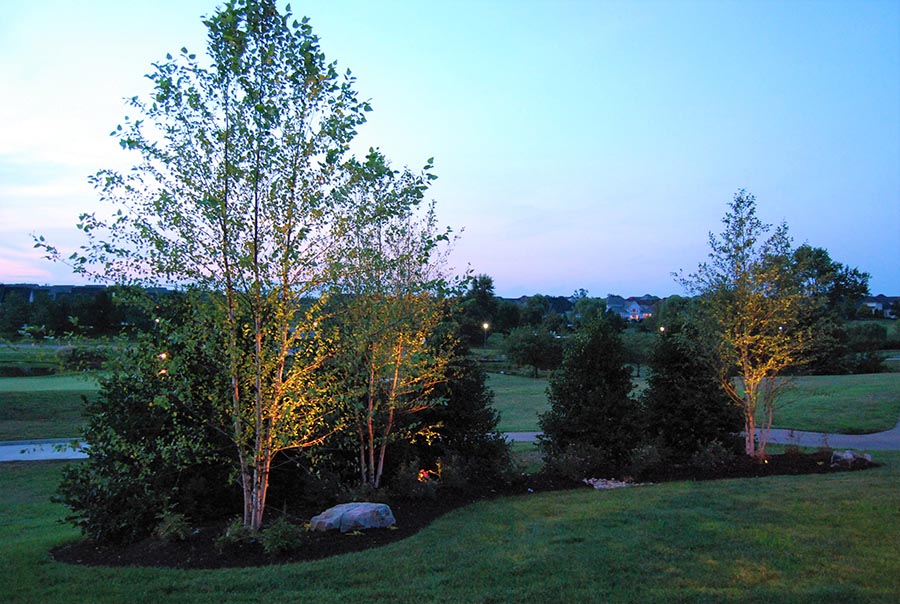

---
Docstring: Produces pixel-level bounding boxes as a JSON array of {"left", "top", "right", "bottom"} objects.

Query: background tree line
[
  {"left": 0, "top": 286, "right": 164, "bottom": 339},
  {"left": 460, "top": 236, "right": 886, "bottom": 380}
]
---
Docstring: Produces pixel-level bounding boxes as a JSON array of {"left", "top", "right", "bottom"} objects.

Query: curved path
[
  {"left": 0, "top": 438, "right": 87, "bottom": 462},
  {"left": 2, "top": 416, "right": 899, "bottom": 462},
  {"left": 505, "top": 415, "right": 900, "bottom": 451}
]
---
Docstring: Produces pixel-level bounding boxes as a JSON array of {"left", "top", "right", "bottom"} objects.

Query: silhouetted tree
[
  {"left": 539, "top": 316, "right": 640, "bottom": 476},
  {"left": 643, "top": 326, "right": 742, "bottom": 461},
  {"left": 504, "top": 325, "right": 563, "bottom": 378},
  {"left": 458, "top": 274, "right": 500, "bottom": 345}
]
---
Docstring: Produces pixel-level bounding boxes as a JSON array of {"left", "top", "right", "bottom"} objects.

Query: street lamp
[{"left": 482, "top": 322, "right": 490, "bottom": 348}]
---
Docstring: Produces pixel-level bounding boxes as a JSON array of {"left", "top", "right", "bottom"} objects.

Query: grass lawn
[
  {"left": 766, "top": 373, "right": 900, "bottom": 434},
  {"left": 0, "top": 345, "right": 61, "bottom": 375},
  {"left": 0, "top": 375, "right": 98, "bottom": 440},
  {"left": 6, "top": 455, "right": 900, "bottom": 604},
  {"left": 487, "top": 373, "right": 549, "bottom": 432}
]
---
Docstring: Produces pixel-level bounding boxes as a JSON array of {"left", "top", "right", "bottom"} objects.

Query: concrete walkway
[
  {"left": 0, "top": 438, "right": 87, "bottom": 462},
  {"left": 758, "top": 419, "right": 900, "bottom": 451},
  {"left": 506, "top": 415, "right": 900, "bottom": 451}
]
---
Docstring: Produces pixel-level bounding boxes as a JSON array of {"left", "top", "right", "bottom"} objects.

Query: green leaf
[{"left": 151, "top": 395, "right": 170, "bottom": 410}]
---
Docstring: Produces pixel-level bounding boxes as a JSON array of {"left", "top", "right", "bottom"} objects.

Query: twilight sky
[{"left": 1, "top": 0, "right": 898, "bottom": 298}]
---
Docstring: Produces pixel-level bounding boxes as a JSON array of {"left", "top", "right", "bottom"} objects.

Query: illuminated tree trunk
[{"left": 683, "top": 190, "right": 810, "bottom": 459}]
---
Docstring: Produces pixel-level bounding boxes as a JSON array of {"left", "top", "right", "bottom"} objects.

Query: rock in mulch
[
  {"left": 309, "top": 502, "right": 396, "bottom": 533},
  {"left": 583, "top": 478, "right": 645, "bottom": 490},
  {"left": 830, "top": 450, "right": 873, "bottom": 468}
]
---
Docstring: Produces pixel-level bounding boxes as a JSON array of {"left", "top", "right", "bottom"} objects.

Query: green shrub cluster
[
  {"left": 214, "top": 518, "right": 257, "bottom": 554},
  {"left": 55, "top": 297, "right": 237, "bottom": 542},
  {"left": 260, "top": 517, "right": 304, "bottom": 556},
  {"left": 154, "top": 510, "right": 191, "bottom": 542},
  {"left": 539, "top": 316, "right": 743, "bottom": 479},
  {"left": 57, "top": 305, "right": 513, "bottom": 543}
]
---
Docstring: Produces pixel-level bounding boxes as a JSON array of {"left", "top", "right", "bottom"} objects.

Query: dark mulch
[
  {"left": 51, "top": 450, "right": 877, "bottom": 570},
  {"left": 635, "top": 447, "right": 876, "bottom": 483}
]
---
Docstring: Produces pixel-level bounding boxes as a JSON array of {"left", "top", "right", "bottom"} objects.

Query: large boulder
[
  {"left": 830, "top": 450, "right": 873, "bottom": 468},
  {"left": 309, "top": 502, "right": 396, "bottom": 533}
]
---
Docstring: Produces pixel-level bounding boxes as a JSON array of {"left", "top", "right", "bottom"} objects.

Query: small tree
[
  {"left": 0, "top": 292, "right": 30, "bottom": 339},
  {"left": 570, "top": 292, "right": 605, "bottom": 329},
  {"left": 494, "top": 298, "right": 522, "bottom": 334},
  {"left": 520, "top": 294, "right": 551, "bottom": 326},
  {"left": 680, "top": 190, "right": 810, "bottom": 457},
  {"left": 458, "top": 274, "right": 500, "bottom": 346},
  {"left": 326, "top": 150, "right": 456, "bottom": 489},
  {"left": 620, "top": 328, "right": 655, "bottom": 377},
  {"left": 504, "top": 325, "right": 563, "bottom": 378},
  {"left": 538, "top": 316, "right": 640, "bottom": 476}
]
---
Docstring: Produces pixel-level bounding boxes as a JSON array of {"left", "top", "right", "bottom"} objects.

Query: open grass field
[
  {"left": 487, "top": 373, "right": 549, "bottom": 432},
  {"left": 0, "top": 375, "right": 98, "bottom": 440},
  {"left": 0, "top": 345, "right": 61, "bottom": 375},
  {"left": 5, "top": 455, "right": 900, "bottom": 604},
  {"left": 771, "top": 374, "right": 900, "bottom": 434},
  {"left": 0, "top": 368, "right": 895, "bottom": 442},
  {"left": 489, "top": 372, "right": 900, "bottom": 435}
]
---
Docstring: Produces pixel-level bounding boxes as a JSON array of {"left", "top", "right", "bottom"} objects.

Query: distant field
[
  {"left": 766, "top": 373, "right": 900, "bottom": 434},
  {"left": 490, "top": 372, "right": 900, "bottom": 434},
  {"left": 0, "top": 375, "right": 97, "bottom": 392},
  {"left": 487, "top": 373, "right": 549, "bottom": 432},
  {"left": 2, "top": 367, "right": 897, "bottom": 442},
  {"left": 0, "top": 375, "right": 98, "bottom": 440},
  {"left": 0, "top": 345, "right": 60, "bottom": 362},
  {"left": 0, "top": 345, "right": 60, "bottom": 376}
]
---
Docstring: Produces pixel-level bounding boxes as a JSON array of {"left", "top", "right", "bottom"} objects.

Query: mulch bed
[{"left": 51, "top": 450, "right": 877, "bottom": 570}]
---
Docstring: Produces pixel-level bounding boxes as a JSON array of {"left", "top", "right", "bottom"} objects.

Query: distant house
[
  {"left": 859, "top": 295, "right": 899, "bottom": 319},
  {"left": 605, "top": 294, "right": 658, "bottom": 322}
]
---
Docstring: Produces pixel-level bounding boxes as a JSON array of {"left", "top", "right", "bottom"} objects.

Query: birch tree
[
  {"left": 39, "top": 0, "right": 368, "bottom": 529},
  {"left": 680, "top": 190, "right": 809, "bottom": 457},
  {"left": 327, "top": 150, "right": 457, "bottom": 489}
]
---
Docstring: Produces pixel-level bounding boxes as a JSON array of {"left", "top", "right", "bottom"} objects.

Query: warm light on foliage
[{"left": 681, "top": 190, "right": 813, "bottom": 457}]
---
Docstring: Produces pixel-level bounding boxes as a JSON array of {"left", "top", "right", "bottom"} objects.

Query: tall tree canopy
[
  {"left": 458, "top": 274, "right": 500, "bottom": 345},
  {"left": 38, "top": 0, "right": 376, "bottom": 530}
]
